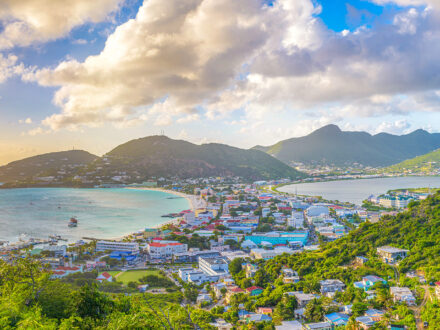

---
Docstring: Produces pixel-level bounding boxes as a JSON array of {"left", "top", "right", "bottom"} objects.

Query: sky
[{"left": 0, "top": 0, "right": 440, "bottom": 164}]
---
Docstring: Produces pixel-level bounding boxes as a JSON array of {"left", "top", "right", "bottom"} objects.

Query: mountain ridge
[{"left": 253, "top": 125, "right": 440, "bottom": 167}]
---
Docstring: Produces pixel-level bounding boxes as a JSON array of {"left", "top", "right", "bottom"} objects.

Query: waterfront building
[{"left": 96, "top": 241, "right": 139, "bottom": 254}]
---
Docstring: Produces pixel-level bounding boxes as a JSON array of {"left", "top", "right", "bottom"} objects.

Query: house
[
  {"left": 364, "top": 309, "right": 385, "bottom": 321},
  {"left": 286, "top": 291, "right": 319, "bottom": 308},
  {"left": 257, "top": 307, "right": 273, "bottom": 315},
  {"left": 196, "top": 294, "right": 212, "bottom": 304},
  {"left": 324, "top": 312, "right": 349, "bottom": 327},
  {"left": 354, "top": 275, "right": 387, "bottom": 291},
  {"left": 283, "top": 268, "right": 301, "bottom": 284},
  {"left": 96, "top": 272, "right": 113, "bottom": 282},
  {"left": 377, "top": 246, "right": 409, "bottom": 264},
  {"left": 137, "top": 284, "right": 149, "bottom": 292},
  {"left": 320, "top": 279, "right": 345, "bottom": 296},
  {"left": 276, "top": 320, "right": 302, "bottom": 330},
  {"left": 244, "top": 313, "right": 272, "bottom": 323},
  {"left": 390, "top": 287, "right": 416, "bottom": 306},
  {"left": 212, "top": 282, "right": 227, "bottom": 298},
  {"left": 246, "top": 286, "right": 264, "bottom": 296},
  {"left": 435, "top": 282, "right": 440, "bottom": 298},
  {"left": 302, "top": 322, "right": 332, "bottom": 330},
  {"left": 210, "top": 319, "right": 233, "bottom": 330},
  {"left": 51, "top": 265, "right": 83, "bottom": 279},
  {"left": 356, "top": 316, "right": 376, "bottom": 329},
  {"left": 355, "top": 256, "right": 369, "bottom": 266},
  {"left": 245, "top": 263, "right": 258, "bottom": 278},
  {"left": 226, "top": 286, "right": 245, "bottom": 303}
]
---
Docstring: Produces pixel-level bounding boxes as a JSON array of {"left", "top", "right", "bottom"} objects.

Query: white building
[
  {"left": 390, "top": 287, "right": 416, "bottom": 306},
  {"left": 199, "top": 257, "right": 229, "bottom": 278},
  {"left": 96, "top": 241, "right": 139, "bottom": 254},
  {"left": 289, "top": 212, "right": 305, "bottom": 228},
  {"left": 146, "top": 241, "right": 188, "bottom": 259}
]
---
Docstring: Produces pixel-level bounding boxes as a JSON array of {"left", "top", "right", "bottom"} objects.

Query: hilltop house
[
  {"left": 390, "top": 287, "right": 416, "bottom": 306},
  {"left": 354, "top": 275, "right": 387, "bottom": 291},
  {"left": 320, "top": 279, "right": 345, "bottom": 296},
  {"left": 377, "top": 246, "right": 409, "bottom": 264}
]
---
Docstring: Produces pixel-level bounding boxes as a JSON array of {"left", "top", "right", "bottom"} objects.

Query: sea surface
[
  {"left": 280, "top": 176, "right": 440, "bottom": 205},
  {"left": 0, "top": 188, "right": 189, "bottom": 243}
]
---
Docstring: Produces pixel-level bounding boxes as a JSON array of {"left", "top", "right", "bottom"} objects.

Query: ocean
[
  {"left": 0, "top": 188, "right": 189, "bottom": 243},
  {"left": 280, "top": 176, "right": 440, "bottom": 205}
]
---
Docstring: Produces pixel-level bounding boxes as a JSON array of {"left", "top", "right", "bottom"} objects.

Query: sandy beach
[{"left": 125, "top": 187, "right": 206, "bottom": 211}]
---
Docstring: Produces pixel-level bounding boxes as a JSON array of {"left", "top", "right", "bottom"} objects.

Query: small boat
[{"left": 68, "top": 217, "right": 78, "bottom": 227}]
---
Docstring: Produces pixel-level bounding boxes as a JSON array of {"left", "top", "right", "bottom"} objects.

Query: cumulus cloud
[
  {"left": 0, "top": 0, "right": 123, "bottom": 49},
  {"left": 22, "top": 0, "right": 440, "bottom": 132}
]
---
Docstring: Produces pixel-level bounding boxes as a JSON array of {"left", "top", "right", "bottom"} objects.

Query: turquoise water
[
  {"left": 280, "top": 176, "right": 440, "bottom": 205},
  {"left": 0, "top": 188, "right": 189, "bottom": 243}
]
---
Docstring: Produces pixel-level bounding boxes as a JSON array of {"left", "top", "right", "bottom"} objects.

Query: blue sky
[{"left": 0, "top": 0, "right": 439, "bottom": 164}]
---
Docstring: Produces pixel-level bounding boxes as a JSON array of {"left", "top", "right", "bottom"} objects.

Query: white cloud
[
  {"left": 375, "top": 119, "right": 412, "bottom": 134},
  {"left": 0, "top": 0, "right": 123, "bottom": 49},
  {"left": 19, "top": 117, "right": 32, "bottom": 124},
  {"left": 21, "top": 0, "right": 440, "bottom": 132}
]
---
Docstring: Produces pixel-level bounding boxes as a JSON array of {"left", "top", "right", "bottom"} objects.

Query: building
[
  {"left": 390, "top": 287, "right": 416, "bottom": 306},
  {"left": 146, "top": 241, "right": 188, "bottom": 259},
  {"left": 282, "top": 268, "right": 300, "bottom": 284},
  {"left": 285, "top": 291, "right": 318, "bottom": 308},
  {"left": 377, "top": 246, "right": 409, "bottom": 264},
  {"left": 354, "top": 275, "right": 387, "bottom": 291},
  {"left": 435, "top": 282, "right": 440, "bottom": 298},
  {"left": 199, "top": 257, "right": 229, "bottom": 278},
  {"left": 250, "top": 247, "right": 299, "bottom": 260},
  {"left": 96, "top": 241, "right": 139, "bottom": 254},
  {"left": 42, "top": 245, "right": 67, "bottom": 257},
  {"left": 320, "top": 279, "right": 345, "bottom": 296},
  {"left": 226, "top": 286, "right": 245, "bottom": 303},
  {"left": 356, "top": 316, "right": 375, "bottom": 329},
  {"left": 245, "top": 264, "right": 258, "bottom": 278},
  {"left": 96, "top": 272, "right": 113, "bottom": 282},
  {"left": 324, "top": 312, "right": 349, "bottom": 327},
  {"left": 302, "top": 322, "right": 332, "bottom": 330},
  {"left": 246, "top": 286, "right": 264, "bottom": 296}
]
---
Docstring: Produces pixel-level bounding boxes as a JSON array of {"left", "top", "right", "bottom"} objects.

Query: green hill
[
  {"left": 254, "top": 124, "right": 440, "bottom": 167},
  {"left": 101, "top": 135, "right": 304, "bottom": 180},
  {"left": 384, "top": 149, "right": 440, "bottom": 174},
  {"left": 0, "top": 150, "right": 98, "bottom": 183}
]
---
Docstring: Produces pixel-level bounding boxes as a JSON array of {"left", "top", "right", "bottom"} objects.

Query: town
[{"left": 1, "top": 177, "right": 435, "bottom": 329}]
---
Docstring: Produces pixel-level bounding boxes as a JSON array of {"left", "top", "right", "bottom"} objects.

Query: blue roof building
[{"left": 325, "top": 312, "right": 349, "bottom": 327}]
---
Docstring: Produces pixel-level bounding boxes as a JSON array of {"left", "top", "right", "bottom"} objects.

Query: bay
[
  {"left": 279, "top": 176, "right": 440, "bottom": 205},
  {"left": 0, "top": 188, "right": 189, "bottom": 243}
]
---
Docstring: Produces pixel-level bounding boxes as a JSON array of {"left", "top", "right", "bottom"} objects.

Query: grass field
[{"left": 116, "top": 269, "right": 162, "bottom": 284}]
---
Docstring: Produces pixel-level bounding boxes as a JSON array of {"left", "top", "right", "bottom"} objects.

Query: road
[{"left": 410, "top": 285, "right": 431, "bottom": 329}]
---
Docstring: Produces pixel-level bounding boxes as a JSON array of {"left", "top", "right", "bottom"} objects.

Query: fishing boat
[{"left": 68, "top": 217, "right": 78, "bottom": 227}]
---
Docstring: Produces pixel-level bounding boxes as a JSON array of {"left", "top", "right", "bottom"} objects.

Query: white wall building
[
  {"left": 96, "top": 241, "right": 139, "bottom": 253},
  {"left": 146, "top": 241, "right": 188, "bottom": 259}
]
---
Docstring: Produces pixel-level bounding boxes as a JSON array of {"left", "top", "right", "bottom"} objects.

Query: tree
[
  {"left": 38, "top": 281, "right": 75, "bottom": 319},
  {"left": 304, "top": 299, "right": 325, "bottom": 322},
  {"left": 229, "top": 258, "right": 243, "bottom": 276},
  {"left": 184, "top": 285, "right": 198, "bottom": 303},
  {"left": 74, "top": 283, "right": 113, "bottom": 319},
  {"left": 351, "top": 302, "right": 368, "bottom": 317}
]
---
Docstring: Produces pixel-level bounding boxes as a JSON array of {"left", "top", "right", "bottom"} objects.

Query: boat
[{"left": 68, "top": 217, "right": 78, "bottom": 227}]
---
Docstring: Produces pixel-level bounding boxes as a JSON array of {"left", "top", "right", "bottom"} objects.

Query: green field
[{"left": 116, "top": 269, "right": 162, "bottom": 284}]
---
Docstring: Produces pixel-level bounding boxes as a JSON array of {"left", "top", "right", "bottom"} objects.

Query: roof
[
  {"left": 149, "top": 242, "right": 183, "bottom": 247},
  {"left": 98, "top": 272, "right": 112, "bottom": 279},
  {"left": 246, "top": 286, "right": 263, "bottom": 292},
  {"left": 229, "top": 287, "right": 245, "bottom": 293},
  {"left": 377, "top": 246, "right": 409, "bottom": 253},
  {"left": 356, "top": 316, "right": 375, "bottom": 326}
]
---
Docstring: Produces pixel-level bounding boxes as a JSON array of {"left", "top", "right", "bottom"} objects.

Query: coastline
[{"left": 125, "top": 187, "right": 200, "bottom": 211}]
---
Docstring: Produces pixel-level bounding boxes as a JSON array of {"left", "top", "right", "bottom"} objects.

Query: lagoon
[
  {"left": 0, "top": 188, "right": 189, "bottom": 243},
  {"left": 279, "top": 176, "right": 440, "bottom": 205}
]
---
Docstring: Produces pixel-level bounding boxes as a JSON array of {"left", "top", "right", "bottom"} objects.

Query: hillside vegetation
[
  {"left": 0, "top": 150, "right": 98, "bottom": 182},
  {"left": 100, "top": 135, "right": 304, "bottom": 180},
  {"left": 384, "top": 149, "right": 440, "bottom": 174},
  {"left": 254, "top": 124, "right": 440, "bottom": 167}
]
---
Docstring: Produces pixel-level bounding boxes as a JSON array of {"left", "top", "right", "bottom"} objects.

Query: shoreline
[{"left": 125, "top": 187, "right": 199, "bottom": 211}]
